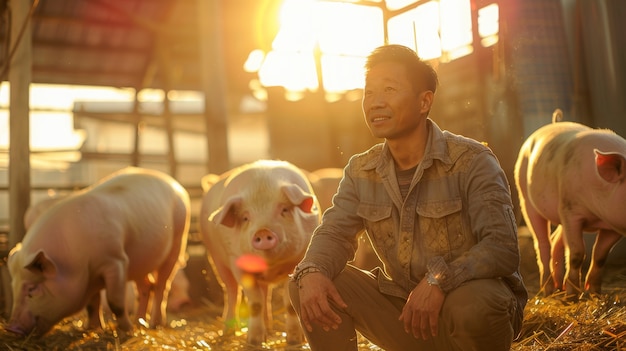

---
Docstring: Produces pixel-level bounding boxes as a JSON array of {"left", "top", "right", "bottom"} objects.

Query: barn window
[
  {"left": 478, "top": 3, "right": 499, "bottom": 47},
  {"left": 248, "top": 0, "right": 500, "bottom": 99}
]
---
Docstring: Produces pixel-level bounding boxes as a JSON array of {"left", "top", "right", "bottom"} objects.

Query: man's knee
[{"left": 441, "top": 279, "right": 515, "bottom": 336}]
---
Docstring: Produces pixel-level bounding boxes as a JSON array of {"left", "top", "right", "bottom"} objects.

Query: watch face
[{"left": 426, "top": 272, "right": 439, "bottom": 286}]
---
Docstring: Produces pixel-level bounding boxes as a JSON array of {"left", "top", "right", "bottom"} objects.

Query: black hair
[{"left": 364, "top": 44, "right": 438, "bottom": 94}]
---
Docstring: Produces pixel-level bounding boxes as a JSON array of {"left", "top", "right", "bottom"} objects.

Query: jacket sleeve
[{"left": 295, "top": 160, "right": 365, "bottom": 279}]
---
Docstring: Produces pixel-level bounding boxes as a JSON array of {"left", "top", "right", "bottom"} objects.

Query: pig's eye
[
  {"left": 281, "top": 207, "right": 291, "bottom": 217},
  {"left": 27, "top": 286, "right": 36, "bottom": 298}
]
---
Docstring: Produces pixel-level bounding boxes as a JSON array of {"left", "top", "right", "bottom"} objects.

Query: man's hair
[{"left": 364, "top": 44, "right": 438, "bottom": 94}]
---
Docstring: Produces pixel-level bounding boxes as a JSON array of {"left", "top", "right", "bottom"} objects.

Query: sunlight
[
  {"left": 386, "top": 0, "right": 419, "bottom": 11},
  {"left": 388, "top": 1, "right": 442, "bottom": 60},
  {"left": 251, "top": 0, "right": 495, "bottom": 98},
  {"left": 439, "top": 0, "right": 473, "bottom": 61},
  {"left": 252, "top": 0, "right": 383, "bottom": 99},
  {"left": 258, "top": 50, "right": 319, "bottom": 92},
  {"left": 28, "top": 84, "right": 134, "bottom": 109},
  {"left": 0, "top": 85, "right": 88, "bottom": 153},
  {"left": 243, "top": 49, "right": 266, "bottom": 73},
  {"left": 314, "top": 1, "right": 384, "bottom": 56},
  {"left": 479, "top": 4, "right": 499, "bottom": 47},
  {"left": 29, "top": 112, "right": 86, "bottom": 151},
  {"left": 0, "top": 82, "right": 133, "bottom": 169}
]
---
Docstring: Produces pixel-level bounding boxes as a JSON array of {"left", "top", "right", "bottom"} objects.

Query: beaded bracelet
[{"left": 291, "top": 266, "right": 322, "bottom": 285}]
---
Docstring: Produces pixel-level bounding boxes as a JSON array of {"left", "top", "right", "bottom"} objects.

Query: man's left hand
[{"left": 399, "top": 278, "right": 445, "bottom": 340}]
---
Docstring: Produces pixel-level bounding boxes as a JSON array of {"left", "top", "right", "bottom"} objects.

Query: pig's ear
[
  {"left": 282, "top": 184, "right": 317, "bottom": 213},
  {"left": 594, "top": 149, "right": 626, "bottom": 183},
  {"left": 24, "top": 250, "right": 57, "bottom": 278},
  {"left": 209, "top": 196, "right": 242, "bottom": 228}
]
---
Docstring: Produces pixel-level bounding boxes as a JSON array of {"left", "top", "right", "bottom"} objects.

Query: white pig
[
  {"left": 6, "top": 167, "right": 190, "bottom": 336},
  {"left": 22, "top": 193, "right": 191, "bottom": 317},
  {"left": 199, "top": 160, "right": 321, "bottom": 345},
  {"left": 515, "top": 109, "right": 626, "bottom": 297}
]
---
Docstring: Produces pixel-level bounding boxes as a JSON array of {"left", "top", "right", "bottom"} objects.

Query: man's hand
[
  {"left": 297, "top": 272, "right": 348, "bottom": 332},
  {"left": 399, "top": 278, "right": 445, "bottom": 340}
]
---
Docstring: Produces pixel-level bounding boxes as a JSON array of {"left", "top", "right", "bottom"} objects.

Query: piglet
[
  {"left": 515, "top": 109, "right": 626, "bottom": 297},
  {"left": 199, "top": 160, "right": 321, "bottom": 345},
  {"left": 6, "top": 167, "right": 190, "bottom": 336}
]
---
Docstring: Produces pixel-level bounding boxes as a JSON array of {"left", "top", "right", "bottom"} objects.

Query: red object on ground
[{"left": 236, "top": 254, "right": 268, "bottom": 273}]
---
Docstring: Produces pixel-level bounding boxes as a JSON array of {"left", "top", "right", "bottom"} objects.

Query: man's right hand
[{"left": 297, "top": 272, "right": 348, "bottom": 332}]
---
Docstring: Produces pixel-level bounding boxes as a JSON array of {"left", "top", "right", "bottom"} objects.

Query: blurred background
[{"left": 0, "top": 0, "right": 625, "bottom": 302}]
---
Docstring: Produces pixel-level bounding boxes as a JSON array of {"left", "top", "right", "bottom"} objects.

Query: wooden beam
[
  {"left": 131, "top": 90, "right": 141, "bottom": 167},
  {"left": 197, "top": 0, "right": 230, "bottom": 174},
  {"left": 8, "top": 0, "right": 33, "bottom": 249}
]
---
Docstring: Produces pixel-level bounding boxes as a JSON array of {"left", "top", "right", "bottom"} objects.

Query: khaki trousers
[{"left": 289, "top": 265, "right": 520, "bottom": 351}]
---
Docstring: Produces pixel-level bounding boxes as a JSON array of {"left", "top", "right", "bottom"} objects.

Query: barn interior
[{"left": 0, "top": 0, "right": 625, "bottom": 331}]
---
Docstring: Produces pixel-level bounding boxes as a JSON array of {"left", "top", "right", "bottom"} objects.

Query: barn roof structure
[
  {"left": 0, "top": 0, "right": 280, "bottom": 247},
  {"left": 0, "top": 0, "right": 271, "bottom": 93}
]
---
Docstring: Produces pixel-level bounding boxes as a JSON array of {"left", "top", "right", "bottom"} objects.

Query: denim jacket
[{"left": 297, "top": 118, "right": 528, "bottom": 314}]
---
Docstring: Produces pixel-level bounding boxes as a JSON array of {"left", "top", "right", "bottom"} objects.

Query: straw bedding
[{"left": 2, "top": 289, "right": 626, "bottom": 351}]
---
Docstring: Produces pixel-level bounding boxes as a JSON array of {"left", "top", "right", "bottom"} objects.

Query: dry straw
[{"left": 2, "top": 291, "right": 626, "bottom": 350}]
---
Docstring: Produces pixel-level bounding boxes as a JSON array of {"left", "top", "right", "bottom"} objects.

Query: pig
[
  {"left": 6, "top": 167, "right": 190, "bottom": 336},
  {"left": 199, "top": 160, "right": 321, "bottom": 345},
  {"left": 21, "top": 193, "right": 191, "bottom": 317},
  {"left": 514, "top": 109, "right": 626, "bottom": 297}
]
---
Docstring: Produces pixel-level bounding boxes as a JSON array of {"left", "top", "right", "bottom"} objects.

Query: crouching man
[{"left": 288, "top": 44, "right": 527, "bottom": 351}]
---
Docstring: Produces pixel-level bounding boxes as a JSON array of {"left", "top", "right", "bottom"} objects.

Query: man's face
[{"left": 362, "top": 62, "right": 426, "bottom": 140}]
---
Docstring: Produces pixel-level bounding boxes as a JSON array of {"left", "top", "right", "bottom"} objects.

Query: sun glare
[
  {"left": 388, "top": 1, "right": 442, "bottom": 60},
  {"left": 251, "top": 0, "right": 496, "bottom": 99},
  {"left": 254, "top": 0, "right": 383, "bottom": 98},
  {"left": 0, "top": 83, "right": 133, "bottom": 168}
]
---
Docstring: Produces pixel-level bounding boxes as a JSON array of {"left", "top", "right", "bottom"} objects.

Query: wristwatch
[{"left": 426, "top": 272, "right": 440, "bottom": 286}]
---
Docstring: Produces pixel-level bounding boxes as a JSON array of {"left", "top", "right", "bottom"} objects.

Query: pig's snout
[
  {"left": 5, "top": 324, "right": 26, "bottom": 336},
  {"left": 252, "top": 229, "right": 278, "bottom": 250},
  {"left": 5, "top": 323, "right": 28, "bottom": 336}
]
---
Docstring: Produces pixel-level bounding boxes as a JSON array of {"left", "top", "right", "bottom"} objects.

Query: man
[{"left": 289, "top": 44, "right": 527, "bottom": 351}]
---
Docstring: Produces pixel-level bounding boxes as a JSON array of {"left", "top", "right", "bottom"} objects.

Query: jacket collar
[{"left": 362, "top": 118, "right": 454, "bottom": 173}]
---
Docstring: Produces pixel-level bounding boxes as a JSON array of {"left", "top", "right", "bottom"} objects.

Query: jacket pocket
[
  {"left": 357, "top": 203, "right": 394, "bottom": 248},
  {"left": 416, "top": 199, "right": 466, "bottom": 255}
]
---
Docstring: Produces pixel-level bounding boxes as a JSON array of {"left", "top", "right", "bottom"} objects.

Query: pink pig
[
  {"left": 199, "top": 160, "right": 321, "bottom": 345},
  {"left": 6, "top": 167, "right": 190, "bottom": 336},
  {"left": 515, "top": 109, "right": 626, "bottom": 297}
]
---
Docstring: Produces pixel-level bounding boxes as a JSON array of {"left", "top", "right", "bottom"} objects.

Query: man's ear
[{"left": 420, "top": 90, "right": 434, "bottom": 113}]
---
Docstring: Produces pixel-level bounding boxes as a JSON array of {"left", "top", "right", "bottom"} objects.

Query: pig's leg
[
  {"left": 561, "top": 218, "right": 586, "bottom": 298},
  {"left": 549, "top": 225, "right": 565, "bottom": 292},
  {"left": 148, "top": 254, "right": 180, "bottom": 328},
  {"left": 149, "top": 208, "right": 189, "bottom": 327},
  {"left": 102, "top": 261, "right": 133, "bottom": 331},
  {"left": 167, "top": 270, "right": 191, "bottom": 312},
  {"left": 135, "top": 275, "right": 154, "bottom": 322},
  {"left": 242, "top": 280, "right": 268, "bottom": 345},
  {"left": 86, "top": 291, "right": 105, "bottom": 329},
  {"left": 585, "top": 230, "right": 622, "bottom": 294},
  {"left": 524, "top": 207, "right": 554, "bottom": 295},
  {"left": 517, "top": 160, "right": 556, "bottom": 295},
  {"left": 212, "top": 259, "right": 240, "bottom": 333}
]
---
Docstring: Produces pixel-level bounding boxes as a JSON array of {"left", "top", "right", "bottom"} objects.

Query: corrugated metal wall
[
  {"left": 572, "top": 0, "right": 626, "bottom": 135},
  {"left": 505, "top": 0, "right": 575, "bottom": 137}
]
